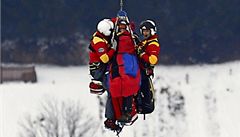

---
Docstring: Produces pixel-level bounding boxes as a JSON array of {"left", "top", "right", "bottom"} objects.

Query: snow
[{"left": 1, "top": 62, "right": 240, "bottom": 137}]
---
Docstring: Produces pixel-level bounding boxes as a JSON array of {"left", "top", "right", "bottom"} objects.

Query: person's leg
[
  {"left": 122, "top": 96, "right": 133, "bottom": 114},
  {"left": 104, "top": 96, "right": 122, "bottom": 130},
  {"left": 141, "top": 70, "right": 150, "bottom": 94},
  {"left": 136, "top": 70, "right": 155, "bottom": 114},
  {"left": 104, "top": 94, "right": 120, "bottom": 130},
  {"left": 105, "top": 92, "right": 115, "bottom": 119},
  {"left": 103, "top": 72, "right": 115, "bottom": 119},
  {"left": 118, "top": 95, "right": 133, "bottom": 123},
  {"left": 89, "top": 64, "right": 106, "bottom": 95}
]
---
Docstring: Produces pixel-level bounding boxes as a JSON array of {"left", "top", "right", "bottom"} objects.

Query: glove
[
  {"left": 146, "top": 68, "right": 154, "bottom": 76},
  {"left": 145, "top": 67, "right": 154, "bottom": 77},
  {"left": 136, "top": 46, "right": 145, "bottom": 56},
  {"left": 133, "top": 33, "right": 140, "bottom": 45},
  {"left": 111, "top": 39, "right": 117, "bottom": 50}
]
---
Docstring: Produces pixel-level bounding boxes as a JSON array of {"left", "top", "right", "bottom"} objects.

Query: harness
[
  {"left": 110, "top": 33, "right": 121, "bottom": 79},
  {"left": 111, "top": 31, "right": 137, "bottom": 79}
]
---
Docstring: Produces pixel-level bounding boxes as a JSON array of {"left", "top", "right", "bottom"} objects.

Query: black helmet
[{"left": 139, "top": 20, "right": 157, "bottom": 35}]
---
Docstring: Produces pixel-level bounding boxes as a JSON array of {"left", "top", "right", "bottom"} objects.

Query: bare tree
[{"left": 19, "top": 98, "right": 97, "bottom": 137}]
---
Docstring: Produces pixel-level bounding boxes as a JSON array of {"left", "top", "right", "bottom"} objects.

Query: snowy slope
[{"left": 1, "top": 62, "right": 240, "bottom": 137}]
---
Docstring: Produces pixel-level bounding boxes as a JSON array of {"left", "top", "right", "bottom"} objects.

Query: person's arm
[
  {"left": 140, "top": 41, "right": 160, "bottom": 65},
  {"left": 92, "top": 37, "right": 116, "bottom": 63}
]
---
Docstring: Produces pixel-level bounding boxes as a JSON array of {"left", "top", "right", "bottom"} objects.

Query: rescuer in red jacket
[
  {"left": 137, "top": 20, "right": 160, "bottom": 69},
  {"left": 135, "top": 20, "right": 160, "bottom": 114},
  {"left": 88, "top": 19, "right": 117, "bottom": 95},
  {"left": 89, "top": 19, "right": 122, "bottom": 131}
]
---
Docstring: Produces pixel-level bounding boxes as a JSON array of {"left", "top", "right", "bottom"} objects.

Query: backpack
[{"left": 136, "top": 76, "right": 155, "bottom": 116}]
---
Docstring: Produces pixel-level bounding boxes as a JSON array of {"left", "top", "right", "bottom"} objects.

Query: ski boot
[
  {"left": 118, "top": 112, "right": 138, "bottom": 126},
  {"left": 89, "top": 80, "right": 105, "bottom": 95},
  {"left": 118, "top": 112, "right": 132, "bottom": 123},
  {"left": 104, "top": 119, "right": 121, "bottom": 131},
  {"left": 126, "top": 113, "right": 138, "bottom": 126}
]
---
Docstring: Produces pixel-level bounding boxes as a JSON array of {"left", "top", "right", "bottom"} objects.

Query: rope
[{"left": 120, "top": 0, "right": 123, "bottom": 11}]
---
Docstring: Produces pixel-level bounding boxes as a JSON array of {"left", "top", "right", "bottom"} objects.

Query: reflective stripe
[
  {"left": 92, "top": 32, "right": 108, "bottom": 44},
  {"left": 151, "top": 38, "right": 158, "bottom": 41},
  {"left": 142, "top": 38, "right": 158, "bottom": 47},
  {"left": 100, "top": 53, "right": 109, "bottom": 63},
  {"left": 149, "top": 41, "right": 159, "bottom": 47},
  {"left": 147, "top": 38, "right": 158, "bottom": 43},
  {"left": 149, "top": 55, "right": 158, "bottom": 65},
  {"left": 142, "top": 40, "right": 147, "bottom": 45},
  {"left": 140, "top": 52, "right": 146, "bottom": 57},
  {"left": 89, "top": 62, "right": 101, "bottom": 70},
  {"left": 93, "top": 37, "right": 105, "bottom": 44}
]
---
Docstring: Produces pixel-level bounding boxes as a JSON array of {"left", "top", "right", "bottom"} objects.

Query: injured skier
[{"left": 108, "top": 13, "right": 140, "bottom": 127}]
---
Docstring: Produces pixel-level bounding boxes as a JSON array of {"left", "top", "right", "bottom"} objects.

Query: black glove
[
  {"left": 144, "top": 64, "right": 154, "bottom": 77},
  {"left": 133, "top": 33, "right": 140, "bottom": 45},
  {"left": 136, "top": 46, "right": 144, "bottom": 56},
  {"left": 146, "top": 68, "right": 154, "bottom": 76}
]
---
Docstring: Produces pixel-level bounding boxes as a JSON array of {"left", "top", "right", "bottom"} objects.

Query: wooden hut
[{"left": 0, "top": 65, "right": 37, "bottom": 83}]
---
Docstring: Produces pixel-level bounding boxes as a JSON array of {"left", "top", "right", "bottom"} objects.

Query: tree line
[{"left": 2, "top": 0, "right": 240, "bottom": 65}]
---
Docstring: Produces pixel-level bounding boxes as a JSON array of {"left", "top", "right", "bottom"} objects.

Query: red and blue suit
[{"left": 109, "top": 30, "right": 141, "bottom": 121}]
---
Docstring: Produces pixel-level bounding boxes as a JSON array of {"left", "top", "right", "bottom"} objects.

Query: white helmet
[{"left": 97, "top": 19, "right": 114, "bottom": 36}]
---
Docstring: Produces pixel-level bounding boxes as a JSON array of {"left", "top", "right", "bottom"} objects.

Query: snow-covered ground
[{"left": 1, "top": 62, "right": 240, "bottom": 137}]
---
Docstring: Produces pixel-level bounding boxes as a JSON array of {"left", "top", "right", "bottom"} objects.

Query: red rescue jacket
[
  {"left": 109, "top": 30, "right": 141, "bottom": 97},
  {"left": 139, "top": 34, "right": 160, "bottom": 68},
  {"left": 89, "top": 31, "right": 115, "bottom": 64}
]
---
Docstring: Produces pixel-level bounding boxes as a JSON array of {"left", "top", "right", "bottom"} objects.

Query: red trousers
[{"left": 111, "top": 97, "right": 137, "bottom": 120}]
